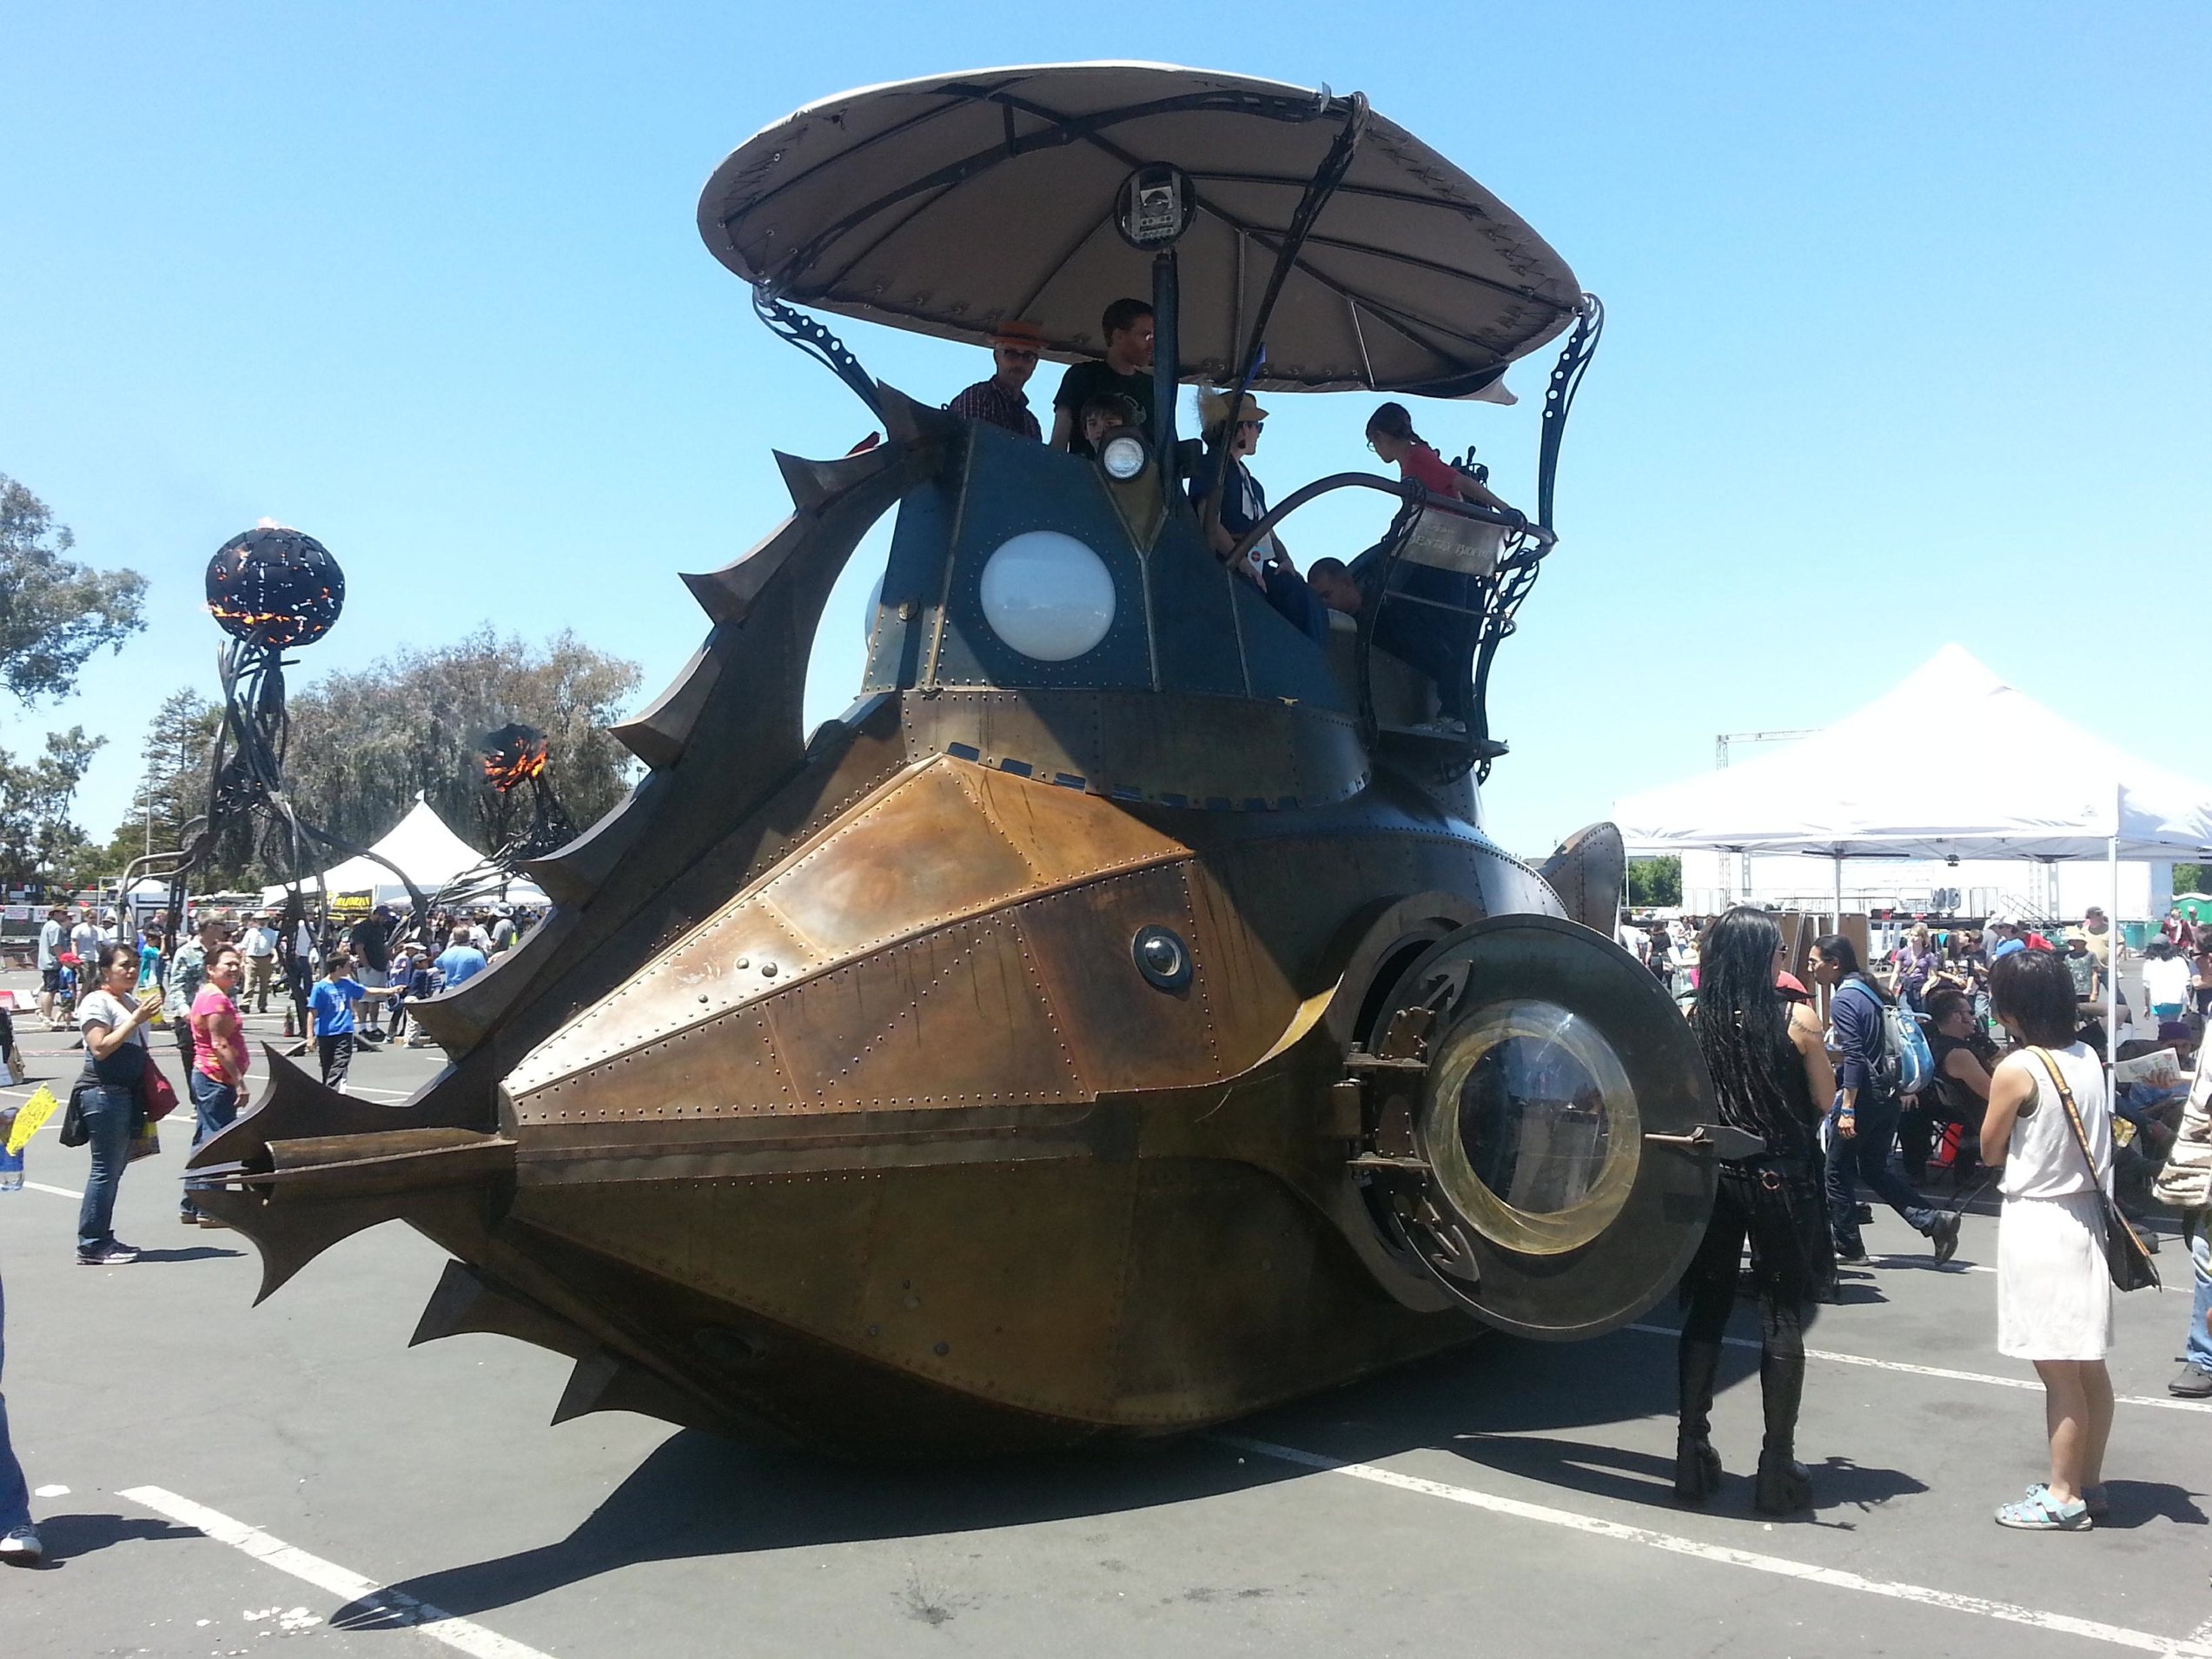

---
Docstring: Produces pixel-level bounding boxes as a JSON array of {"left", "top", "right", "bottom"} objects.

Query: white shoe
[{"left": 0, "top": 1526, "right": 43, "bottom": 1567}]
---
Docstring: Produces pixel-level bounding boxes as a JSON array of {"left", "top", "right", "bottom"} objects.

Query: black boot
[
  {"left": 1755, "top": 1447, "right": 1812, "bottom": 1515},
  {"left": 1753, "top": 1317, "right": 1811, "bottom": 1515},
  {"left": 1674, "top": 1338, "right": 1724, "bottom": 1504}
]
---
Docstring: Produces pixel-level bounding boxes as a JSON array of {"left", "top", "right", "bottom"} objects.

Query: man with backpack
[{"left": 1807, "top": 933, "right": 1962, "bottom": 1266}]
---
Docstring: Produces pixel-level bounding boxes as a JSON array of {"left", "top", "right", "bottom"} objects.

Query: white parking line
[
  {"left": 1623, "top": 1323, "right": 2212, "bottom": 1415},
  {"left": 120, "top": 1486, "right": 556, "bottom": 1659},
  {"left": 25, "top": 1181, "right": 82, "bottom": 1200},
  {"left": 1220, "top": 1437, "right": 2212, "bottom": 1658}
]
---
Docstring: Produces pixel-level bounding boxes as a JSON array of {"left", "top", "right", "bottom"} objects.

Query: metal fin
[
  {"left": 520, "top": 770, "right": 671, "bottom": 907},
  {"left": 608, "top": 642, "right": 724, "bottom": 770},
  {"left": 1539, "top": 821, "right": 1626, "bottom": 934},
  {"left": 409, "top": 1260, "right": 593, "bottom": 1359},
  {"left": 187, "top": 1186, "right": 407, "bottom": 1305},
  {"left": 551, "top": 1348, "right": 719, "bottom": 1433}
]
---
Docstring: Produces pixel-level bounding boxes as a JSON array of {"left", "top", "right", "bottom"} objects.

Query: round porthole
[
  {"left": 1132, "top": 925, "right": 1192, "bottom": 992},
  {"left": 978, "top": 531, "right": 1116, "bottom": 661},
  {"left": 1419, "top": 998, "right": 1642, "bottom": 1256}
]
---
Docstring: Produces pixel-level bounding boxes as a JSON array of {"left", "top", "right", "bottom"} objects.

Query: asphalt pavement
[{"left": 3, "top": 977, "right": 2208, "bottom": 1659}]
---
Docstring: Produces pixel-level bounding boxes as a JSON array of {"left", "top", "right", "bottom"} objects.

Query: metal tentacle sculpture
[
  {"left": 122, "top": 526, "right": 430, "bottom": 931},
  {"left": 426, "top": 723, "right": 579, "bottom": 915}
]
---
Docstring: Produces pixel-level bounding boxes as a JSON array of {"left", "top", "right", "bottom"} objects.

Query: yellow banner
[{"left": 7, "top": 1084, "right": 58, "bottom": 1155}]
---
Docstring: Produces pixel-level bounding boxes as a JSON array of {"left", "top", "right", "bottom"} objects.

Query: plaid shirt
[{"left": 945, "top": 376, "right": 1040, "bottom": 441}]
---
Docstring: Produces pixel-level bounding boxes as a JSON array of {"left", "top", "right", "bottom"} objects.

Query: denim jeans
[
  {"left": 0, "top": 1267, "right": 30, "bottom": 1534},
  {"left": 75, "top": 1085, "right": 138, "bottom": 1254},
  {"left": 181, "top": 1070, "right": 239, "bottom": 1218},
  {"left": 1826, "top": 1092, "right": 1937, "bottom": 1254},
  {"left": 2185, "top": 1217, "right": 2212, "bottom": 1372}
]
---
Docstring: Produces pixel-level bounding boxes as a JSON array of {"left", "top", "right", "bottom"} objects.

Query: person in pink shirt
[{"left": 182, "top": 945, "right": 250, "bottom": 1228}]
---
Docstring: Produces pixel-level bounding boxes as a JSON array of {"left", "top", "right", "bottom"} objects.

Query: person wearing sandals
[
  {"left": 1675, "top": 907, "right": 1838, "bottom": 1515},
  {"left": 1981, "top": 946, "right": 2116, "bottom": 1530}
]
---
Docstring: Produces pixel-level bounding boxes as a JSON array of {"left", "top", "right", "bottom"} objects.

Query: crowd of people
[
  {"left": 1670, "top": 901, "right": 2210, "bottom": 1534},
  {"left": 943, "top": 301, "right": 1515, "bottom": 738},
  {"left": 0, "top": 893, "right": 537, "bottom": 1564},
  {"left": 11, "top": 895, "right": 538, "bottom": 1271}
]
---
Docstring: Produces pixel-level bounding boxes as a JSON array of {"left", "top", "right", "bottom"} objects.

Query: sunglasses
[
  {"left": 1237, "top": 419, "right": 1263, "bottom": 431},
  {"left": 996, "top": 347, "right": 1039, "bottom": 363}
]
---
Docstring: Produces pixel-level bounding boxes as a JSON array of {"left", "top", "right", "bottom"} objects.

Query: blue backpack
[{"left": 1841, "top": 979, "right": 1934, "bottom": 1097}]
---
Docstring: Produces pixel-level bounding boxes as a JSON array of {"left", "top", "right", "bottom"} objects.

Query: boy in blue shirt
[{"left": 308, "top": 951, "right": 396, "bottom": 1093}]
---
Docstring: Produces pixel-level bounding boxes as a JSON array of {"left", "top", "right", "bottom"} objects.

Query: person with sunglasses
[
  {"left": 1191, "top": 389, "right": 1329, "bottom": 645},
  {"left": 945, "top": 320, "right": 1046, "bottom": 441}
]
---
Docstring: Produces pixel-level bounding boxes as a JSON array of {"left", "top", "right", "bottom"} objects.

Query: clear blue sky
[{"left": 4, "top": 3, "right": 2205, "bottom": 858}]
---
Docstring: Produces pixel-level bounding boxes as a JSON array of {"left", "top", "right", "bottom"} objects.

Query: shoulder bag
[{"left": 2028, "top": 1047, "right": 2160, "bottom": 1292}]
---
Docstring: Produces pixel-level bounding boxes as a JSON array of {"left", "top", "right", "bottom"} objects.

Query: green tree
[
  {"left": 264, "top": 627, "right": 640, "bottom": 876},
  {"left": 1626, "top": 855, "right": 1682, "bottom": 908},
  {"left": 2175, "top": 863, "right": 2209, "bottom": 898},
  {"left": 0, "top": 474, "right": 148, "bottom": 703},
  {"left": 88, "top": 689, "right": 225, "bottom": 880},
  {"left": 0, "top": 727, "right": 103, "bottom": 886}
]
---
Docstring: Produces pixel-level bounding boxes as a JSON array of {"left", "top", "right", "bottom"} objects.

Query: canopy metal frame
[{"left": 729, "top": 78, "right": 1572, "bottom": 411}]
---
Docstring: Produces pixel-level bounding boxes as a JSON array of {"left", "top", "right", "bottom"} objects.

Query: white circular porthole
[{"left": 977, "top": 531, "right": 1116, "bottom": 662}]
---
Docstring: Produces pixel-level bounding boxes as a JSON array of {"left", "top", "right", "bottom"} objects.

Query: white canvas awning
[
  {"left": 1613, "top": 646, "right": 2212, "bottom": 863},
  {"left": 259, "top": 797, "right": 547, "bottom": 909}
]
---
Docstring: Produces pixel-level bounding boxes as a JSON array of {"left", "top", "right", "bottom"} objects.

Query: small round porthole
[{"left": 1132, "top": 925, "right": 1192, "bottom": 992}]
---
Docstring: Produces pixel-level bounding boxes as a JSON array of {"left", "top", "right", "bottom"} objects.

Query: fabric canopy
[
  {"left": 1613, "top": 646, "right": 2212, "bottom": 862},
  {"left": 259, "top": 797, "right": 544, "bottom": 906},
  {"left": 698, "top": 62, "right": 1582, "bottom": 396}
]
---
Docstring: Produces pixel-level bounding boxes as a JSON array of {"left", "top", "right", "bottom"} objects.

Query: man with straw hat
[{"left": 946, "top": 319, "right": 1045, "bottom": 441}]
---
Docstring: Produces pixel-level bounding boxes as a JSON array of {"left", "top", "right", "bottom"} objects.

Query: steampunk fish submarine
[{"left": 194, "top": 63, "right": 1732, "bottom": 1456}]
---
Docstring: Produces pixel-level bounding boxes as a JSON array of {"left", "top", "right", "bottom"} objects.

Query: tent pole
[
  {"left": 1832, "top": 855, "right": 1844, "bottom": 930},
  {"left": 2108, "top": 783, "right": 2121, "bottom": 1070}
]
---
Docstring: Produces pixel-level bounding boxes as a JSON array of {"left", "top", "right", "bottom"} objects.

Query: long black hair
[{"left": 1694, "top": 906, "right": 1813, "bottom": 1145}]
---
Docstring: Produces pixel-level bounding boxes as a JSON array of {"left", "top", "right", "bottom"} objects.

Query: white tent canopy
[
  {"left": 259, "top": 796, "right": 546, "bottom": 910},
  {"left": 1613, "top": 646, "right": 2212, "bottom": 863}
]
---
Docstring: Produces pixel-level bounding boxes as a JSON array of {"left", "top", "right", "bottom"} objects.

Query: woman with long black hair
[{"left": 1676, "top": 906, "right": 1838, "bottom": 1514}]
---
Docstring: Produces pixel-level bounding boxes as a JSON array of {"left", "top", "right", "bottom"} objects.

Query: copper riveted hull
[{"left": 189, "top": 411, "right": 1646, "bottom": 1457}]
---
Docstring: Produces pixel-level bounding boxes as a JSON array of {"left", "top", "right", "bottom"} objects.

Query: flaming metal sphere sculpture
[
  {"left": 126, "top": 524, "right": 425, "bottom": 932},
  {"left": 205, "top": 526, "right": 346, "bottom": 648},
  {"left": 430, "top": 723, "right": 579, "bottom": 916}
]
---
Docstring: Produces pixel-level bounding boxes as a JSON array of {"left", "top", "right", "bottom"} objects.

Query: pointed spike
[
  {"left": 772, "top": 439, "right": 909, "bottom": 512},
  {"left": 874, "top": 382, "right": 956, "bottom": 448},
  {"left": 550, "top": 1349, "right": 624, "bottom": 1424},
  {"left": 410, "top": 1260, "right": 593, "bottom": 1358},
  {"left": 679, "top": 515, "right": 802, "bottom": 626},
  {"left": 609, "top": 644, "right": 723, "bottom": 771},
  {"left": 189, "top": 1186, "right": 415, "bottom": 1304},
  {"left": 552, "top": 1348, "right": 721, "bottom": 1433},
  {"left": 519, "top": 770, "right": 670, "bottom": 907}
]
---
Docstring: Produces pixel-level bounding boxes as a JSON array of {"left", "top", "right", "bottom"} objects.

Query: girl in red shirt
[{"left": 1363, "top": 401, "right": 1519, "bottom": 515}]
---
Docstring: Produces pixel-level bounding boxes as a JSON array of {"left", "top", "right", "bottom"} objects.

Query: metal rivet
[
  {"left": 760, "top": 961, "right": 778, "bottom": 978},
  {"left": 933, "top": 1342, "right": 950, "bottom": 1357}
]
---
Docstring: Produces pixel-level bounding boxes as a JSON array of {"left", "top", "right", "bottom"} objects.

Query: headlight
[{"left": 1098, "top": 429, "right": 1149, "bottom": 481}]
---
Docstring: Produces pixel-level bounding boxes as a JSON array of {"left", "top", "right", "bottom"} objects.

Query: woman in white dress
[{"left": 1980, "top": 946, "right": 2116, "bottom": 1530}]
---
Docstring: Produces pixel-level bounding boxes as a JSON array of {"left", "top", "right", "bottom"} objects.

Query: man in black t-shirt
[
  {"left": 1051, "top": 298, "right": 1154, "bottom": 455},
  {"left": 348, "top": 908, "right": 394, "bottom": 1040}
]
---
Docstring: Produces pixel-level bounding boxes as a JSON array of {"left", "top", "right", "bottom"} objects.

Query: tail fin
[{"left": 188, "top": 1045, "right": 512, "bottom": 1302}]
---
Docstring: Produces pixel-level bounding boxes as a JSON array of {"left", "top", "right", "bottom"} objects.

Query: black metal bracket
[
  {"left": 1537, "top": 293, "right": 1603, "bottom": 534},
  {"left": 752, "top": 283, "right": 884, "bottom": 420}
]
